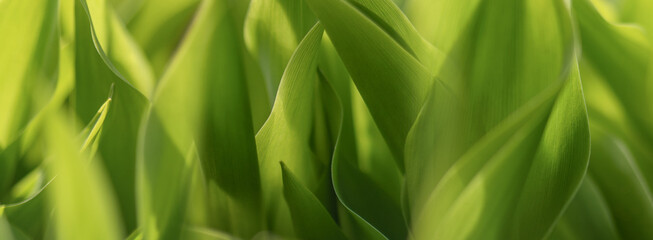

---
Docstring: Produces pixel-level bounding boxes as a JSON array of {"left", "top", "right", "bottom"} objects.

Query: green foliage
[{"left": 0, "top": 0, "right": 651, "bottom": 239}]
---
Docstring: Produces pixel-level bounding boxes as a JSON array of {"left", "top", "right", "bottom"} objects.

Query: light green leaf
[
  {"left": 44, "top": 110, "right": 123, "bottom": 240},
  {"left": 411, "top": 44, "right": 587, "bottom": 240},
  {"left": 127, "top": 0, "right": 200, "bottom": 77},
  {"left": 244, "top": 0, "right": 316, "bottom": 101},
  {"left": 109, "top": 0, "right": 145, "bottom": 23},
  {"left": 0, "top": 0, "right": 59, "bottom": 196},
  {"left": 255, "top": 23, "right": 323, "bottom": 236},
  {"left": 573, "top": 0, "right": 653, "bottom": 191},
  {"left": 79, "top": 89, "right": 112, "bottom": 157},
  {"left": 81, "top": 0, "right": 155, "bottom": 97},
  {"left": 0, "top": 207, "right": 30, "bottom": 240},
  {"left": 142, "top": 0, "right": 262, "bottom": 237},
  {"left": 345, "top": 0, "right": 442, "bottom": 73},
  {"left": 0, "top": 0, "right": 59, "bottom": 148},
  {"left": 405, "top": 4, "right": 587, "bottom": 238},
  {"left": 411, "top": 78, "right": 563, "bottom": 239},
  {"left": 404, "top": 0, "right": 482, "bottom": 55},
  {"left": 137, "top": 0, "right": 261, "bottom": 238}
]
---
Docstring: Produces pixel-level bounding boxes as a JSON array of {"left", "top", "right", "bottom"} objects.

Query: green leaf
[
  {"left": 321, "top": 66, "right": 405, "bottom": 239},
  {"left": 404, "top": 0, "right": 482, "bottom": 55},
  {"left": 0, "top": 0, "right": 59, "bottom": 196},
  {"left": 345, "top": 0, "right": 442, "bottom": 73},
  {"left": 136, "top": 0, "right": 261, "bottom": 237},
  {"left": 0, "top": 207, "right": 31, "bottom": 240},
  {"left": 511, "top": 64, "right": 590, "bottom": 238},
  {"left": 410, "top": 61, "right": 589, "bottom": 239},
  {"left": 0, "top": 0, "right": 59, "bottom": 148},
  {"left": 281, "top": 162, "right": 347, "bottom": 240},
  {"left": 548, "top": 177, "right": 621, "bottom": 240},
  {"left": 584, "top": 126, "right": 653, "bottom": 238},
  {"left": 332, "top": 153, "right": 406, "bottom": 240},
  {"left": 405, "top": 4, "right": 589, "bottom": 240},
  {"left": 303, "top": 0, "right": 436, "bottom": 163},
  {"left": 350, "top": 87, "right": 402, "bottom": 205},
  {"left": 126, "top": 0, "right": 200, "bottom": 77},
  {"left": 2, "top": 168, "right": 51, "bottom": 240},
  {"left": 574, "top": 0, "right": 651, "bottom": 131},
  {"left": 75, "top": 0, "right": 150, "bottom": 231},
  {"left": 0, "top": 30, "right": 74, "bottom": 205},
  {"left": 79, "top": 89, "right": 113, "bottom": 157},
  {"left": 411, "top": 78, "right": 561, "bottom": 239},
  {"left": 44, "top": 110, "right": 124, "bottom": 240},
  {"left": 136, "top": 116, "right": 196, "bottom": 240},
  {"left": 183, "top": 227, "right": 237, "bottom": 240},
  {"left": 81, "top": 0, "right": 155, "bottom": 97},
  {"left": 142, "top": 0, "right": 262, "bottom": 237},
  {"left": 573, "top": 0, "right": 653, "bottom": 191},
  {"left": 620, "top": 0, "right": 653, "bottom": 35},
  {"left": 255, "top": 23, "right": 323, "bottom": 236},
  {"left": 244, "top": 0, "right": 316, "bottom": 101},
  {"left": 316, "top": 53, "right": 401, "bottom": 239}
]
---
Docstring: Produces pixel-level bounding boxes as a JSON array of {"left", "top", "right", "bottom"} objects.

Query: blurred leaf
[
  {"left": 404, "top": 0, "right": 482, "bottom": 55},
  {"left": 125, "top": 228, "right": 142, "bottom": 240},
  {"left": 0, "top": 0, "right": 59, "bottom": 148},
  {"left": 183, "top": 227, "right": 237, "bottom": 240},
  {"left": 406, "top": 43, "right": 589, "bottom": 239},
  {"left": 0, "top": 0, "right": 59, "bottom": 196},
  {"left": 0, "top": 27, "right": 75, "bottom": 205},
  {"left": 0, "top": 207, "right": 30, "bottom": 240},
  {"left": 2, "top": 168, "right": 50, "bottom": 240},
  {"left": 573, "top": 0, "right": 653, "bottom": 191},
  {"left": 548, "top": 177, "right": 621, "bottom": 240},
  {"left": 584, "top": 126, "right": 653, "bottom": 238},
  {"left": 137, "top": 0, "right": 262, "bottom": 237},
  {"left": 127, "top": 0, "right": 200, "bottom": 77},
  {"left": 244, "top": 0, "right": 316, "bottom": 101},
  {"left": 405, "top": 4, "right": 588, "bottom": 240},
  {"left": 411, "top": 78, "right": 561, "bottom": 239},
  {"left": 44, "top": 110, "right": 123, "bottom": 240},
  {"left": 109, "top": 0, "right": 145, "bottom": 23}
]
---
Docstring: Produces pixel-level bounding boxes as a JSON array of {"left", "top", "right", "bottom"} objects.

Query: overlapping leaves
[{"left": 0, "top": 0, "right": 651, "bottom": 239}]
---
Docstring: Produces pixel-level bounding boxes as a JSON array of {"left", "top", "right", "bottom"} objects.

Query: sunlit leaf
[
  {"left": 44, "top": 111, "right": 123, "bottom": 240},
  {"left": 255, "top": 23, "right": 323, "bottom": 236},
  {"left": 244, "top": 0, "right": 316, "bottom": 100},
  {"left": 0, "top": 0, "right": 58, "bottom": 195}
]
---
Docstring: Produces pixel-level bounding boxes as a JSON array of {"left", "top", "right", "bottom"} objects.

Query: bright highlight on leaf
[{"left": 0, "top": 0, "right": 651, "bottom": 239}]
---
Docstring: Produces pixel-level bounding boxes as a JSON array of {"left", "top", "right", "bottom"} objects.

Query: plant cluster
[{"left": 1, "top": 0, "right": 652, "bottom": 239}]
